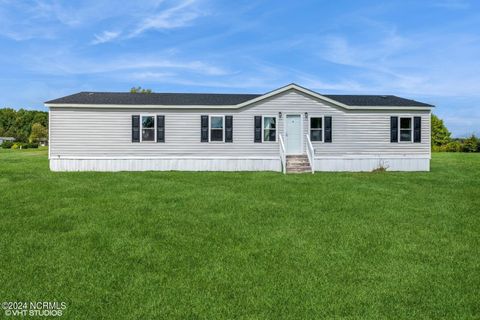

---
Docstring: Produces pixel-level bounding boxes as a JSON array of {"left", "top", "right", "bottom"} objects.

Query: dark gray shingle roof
[
  {"left": 46, "top": 90, "right": 433, "bottom": 107},
  {"left": 323, "top": 95, "right": 433, "bottom": 107},
  {"left": 45, "top": 92, "right": 261, "bottom": 106}
]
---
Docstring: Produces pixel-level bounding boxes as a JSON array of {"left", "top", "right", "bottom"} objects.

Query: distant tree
[
  {"left": 130, "top": 86, "right": 153, "bottom": 94},
  {"left": 462, "top": 134, "right": 479, "bottom": 152},
  {"left": 14, "top": 109, "right": 36, "bottom": 142},
  {"left": 32, "top": 112, "right": 48, "bottom": 127},
  {"left": 431, "top": 114, "right": 451, "bottom": 147},
  {"left": 29, "top": 123, "right": 48, "bottom": 143},
  {"left": 0, "top": 108, "right": 17, "bottom": 136},
  {"left": 0, "top": 108, "right": 48, "bottom": 141}
]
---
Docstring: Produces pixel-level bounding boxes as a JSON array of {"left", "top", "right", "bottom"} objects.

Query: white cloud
[
  {"left": 0, "top": 0, "right": 204, "bottom": 43},
  {"left": 91, "top": 31, "right": 121, "bottom": 45},
  {"left": 129, "top": 0, "right": 203, "bottom": 37},
  {"left": 25, "top": 50, "right": 229, "bottom": 77},
  {"left": 0, "top": 2, "right": 58, "bottom": 40},
  {"left": 130, "top": 71, "right": 175, "bottom": 80},
  {"left": 90, "top": 0, "right": 205, "bottom": 44},
  {"left": 313, "top": 31, "right": 480, "bottom": 97}
]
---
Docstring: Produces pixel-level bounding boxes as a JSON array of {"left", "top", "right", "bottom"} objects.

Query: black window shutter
[
  {"left": 413, "top": 116, "right": 421, "bottom": 143},
  {"left": 390, "top": 116, "right": 398, "bottom": 143},
  {"left": 157, "top": 115, "right": 165, "bottom": 143},
  {"left": 254, "top": 116, "right": 262, "bottom": 143},
  {"left": 225, "top": 115, "right": 233, "bottom": 143},
  {"left": 324, "top": 116, "right": 332, "bottom": 143},
  {"left": 132, "top": 115, "right": 140, "bottom": 142},
  {"left": 201, "top": 115, "right": 209, "bottom": 142}
]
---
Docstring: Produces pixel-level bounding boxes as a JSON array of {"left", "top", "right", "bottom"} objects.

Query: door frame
[{"left": 283, "top": 113, "right": 304, "bottom": 155}]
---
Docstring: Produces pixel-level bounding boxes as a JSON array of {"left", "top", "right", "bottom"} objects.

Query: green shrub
[
  {"left": 1, "top": 141, "right": 14, "bottom": 149},
  {"left": 26, "top": 143, "right": 38, "bottom": 148},
  {"left": 444, "top": 141, "right": 462, "bottom": 152},
  {"left": 10, "top": 142, "right": 38, "bottom": 149},
  {"left": 462, "top": 135, "right": 479, "bottom": 152}
]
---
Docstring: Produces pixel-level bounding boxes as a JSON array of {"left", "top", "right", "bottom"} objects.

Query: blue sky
[{"left": 0, "top": 0, "right": 479, "bottom": 137}]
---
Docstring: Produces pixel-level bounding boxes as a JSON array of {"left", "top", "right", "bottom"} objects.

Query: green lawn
[{"left": 0, "top": 149, "right": 479, "bottom": 319}]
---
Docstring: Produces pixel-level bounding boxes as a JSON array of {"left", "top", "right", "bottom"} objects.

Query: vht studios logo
[{"left": 2, "top": 301, "right": 67, "bottom": 317}]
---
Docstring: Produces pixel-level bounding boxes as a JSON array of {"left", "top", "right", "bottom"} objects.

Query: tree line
[
  {"left": 431, "top": 114, "right": 479, "bottom": 152},
  {"left": 0, "top": 108, "right": 48, "bottom": 143}
]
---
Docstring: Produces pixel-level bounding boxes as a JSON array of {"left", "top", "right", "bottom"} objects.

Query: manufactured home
[
  {"left": 45, "top": 84, "right": 433, "bottom": 173},
  {"left": 0, "top": 137, "right": 15, "bottom": 145}
]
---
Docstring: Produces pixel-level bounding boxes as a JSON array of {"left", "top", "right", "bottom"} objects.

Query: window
[
  {"left": 210, "top": 116, "right": 224, "bottom": 142},
  {"left": 310, "top": 117, "right": 323, "bottom": 141},
  {"left": 263, "top": 116, "right": 276, "bottom": 142},
  {"left": 141, "top": 116, "right": 155, "bottom": 141},
  {"left": 400, "top": 117, "right": 412, "bottom": 142}
]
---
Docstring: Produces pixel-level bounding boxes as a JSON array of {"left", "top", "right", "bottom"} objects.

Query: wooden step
[
  {"left": 288, "top": 167, "right": 312, "bottom": 173},
  {"left": 287, "top": 160, "right": 310, "bottom": 165},
  {"left": 286, "top": 155, "right": 312, "bottom": 173}
]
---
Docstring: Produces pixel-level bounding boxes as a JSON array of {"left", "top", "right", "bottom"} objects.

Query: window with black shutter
[
  {"left": 132, "top": 115, "right": 140, "bottom": 143},
  {"left": 225, "top": 116, "right": 233, "bottom": 142},
  {"left": 254, "top": 116, "right": 262, "bottom": 142},
  {"left": 201, "top": 115, "right": 209, "bottom": 142},
  {"left": 399, "top": 117, "right": 412, "bottom": 142},
  {"left": 310, "top": 117, "right": 323, "bottom": 141},
  {"left": 210, "top": 116, "right": 224, "bottom": 141},
  {"left": 414, "top": 116, "right": 421, "bottom": 143},
  {"left": 263, "top": 116, "right": 276, "bottom": 142},
  {"left": 324, "top": 116, "right": 332, "bottom": 143},
  {"left": 141, "top": 116, "right": 155, "bottom": 141},
  {"left": 391, "top": 116, "right": 419, "bottom": 143},
  {"left": 157, "top": 115, "right": 165, "bottom": 143},
  {"left": 390, "top": 116, "right": 398, "bottom": 143}
]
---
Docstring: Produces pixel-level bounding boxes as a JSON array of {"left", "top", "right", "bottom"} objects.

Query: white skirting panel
[
  {"left": 50, "top": 158, "right": 282, "bottom": 172},
  {"left": 50, "top": 156, "right": 429, "bottom": 172},
  {"left": 314, "top": 157, "right": 430, "bottom": 172}
]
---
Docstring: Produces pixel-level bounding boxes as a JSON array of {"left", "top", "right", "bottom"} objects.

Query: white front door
[{"left": 285, "top": 115, "right": 302, "bottom": 154}]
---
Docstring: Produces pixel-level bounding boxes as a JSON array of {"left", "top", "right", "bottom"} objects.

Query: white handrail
[
  {"left": 279, "top": 134, "right": 287, "bottom": 174},
  {"left": 305, "top": 134, "right": 315, "bottom": 174}
]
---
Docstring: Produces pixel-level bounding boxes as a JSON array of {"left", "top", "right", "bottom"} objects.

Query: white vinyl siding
[{"left": 49, "top": 90, "right": 431, "bottom": 159}]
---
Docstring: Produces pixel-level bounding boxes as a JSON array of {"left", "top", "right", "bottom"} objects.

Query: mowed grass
[{"left": 0, "top": 149, "right": 479, "bottom": 319}]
